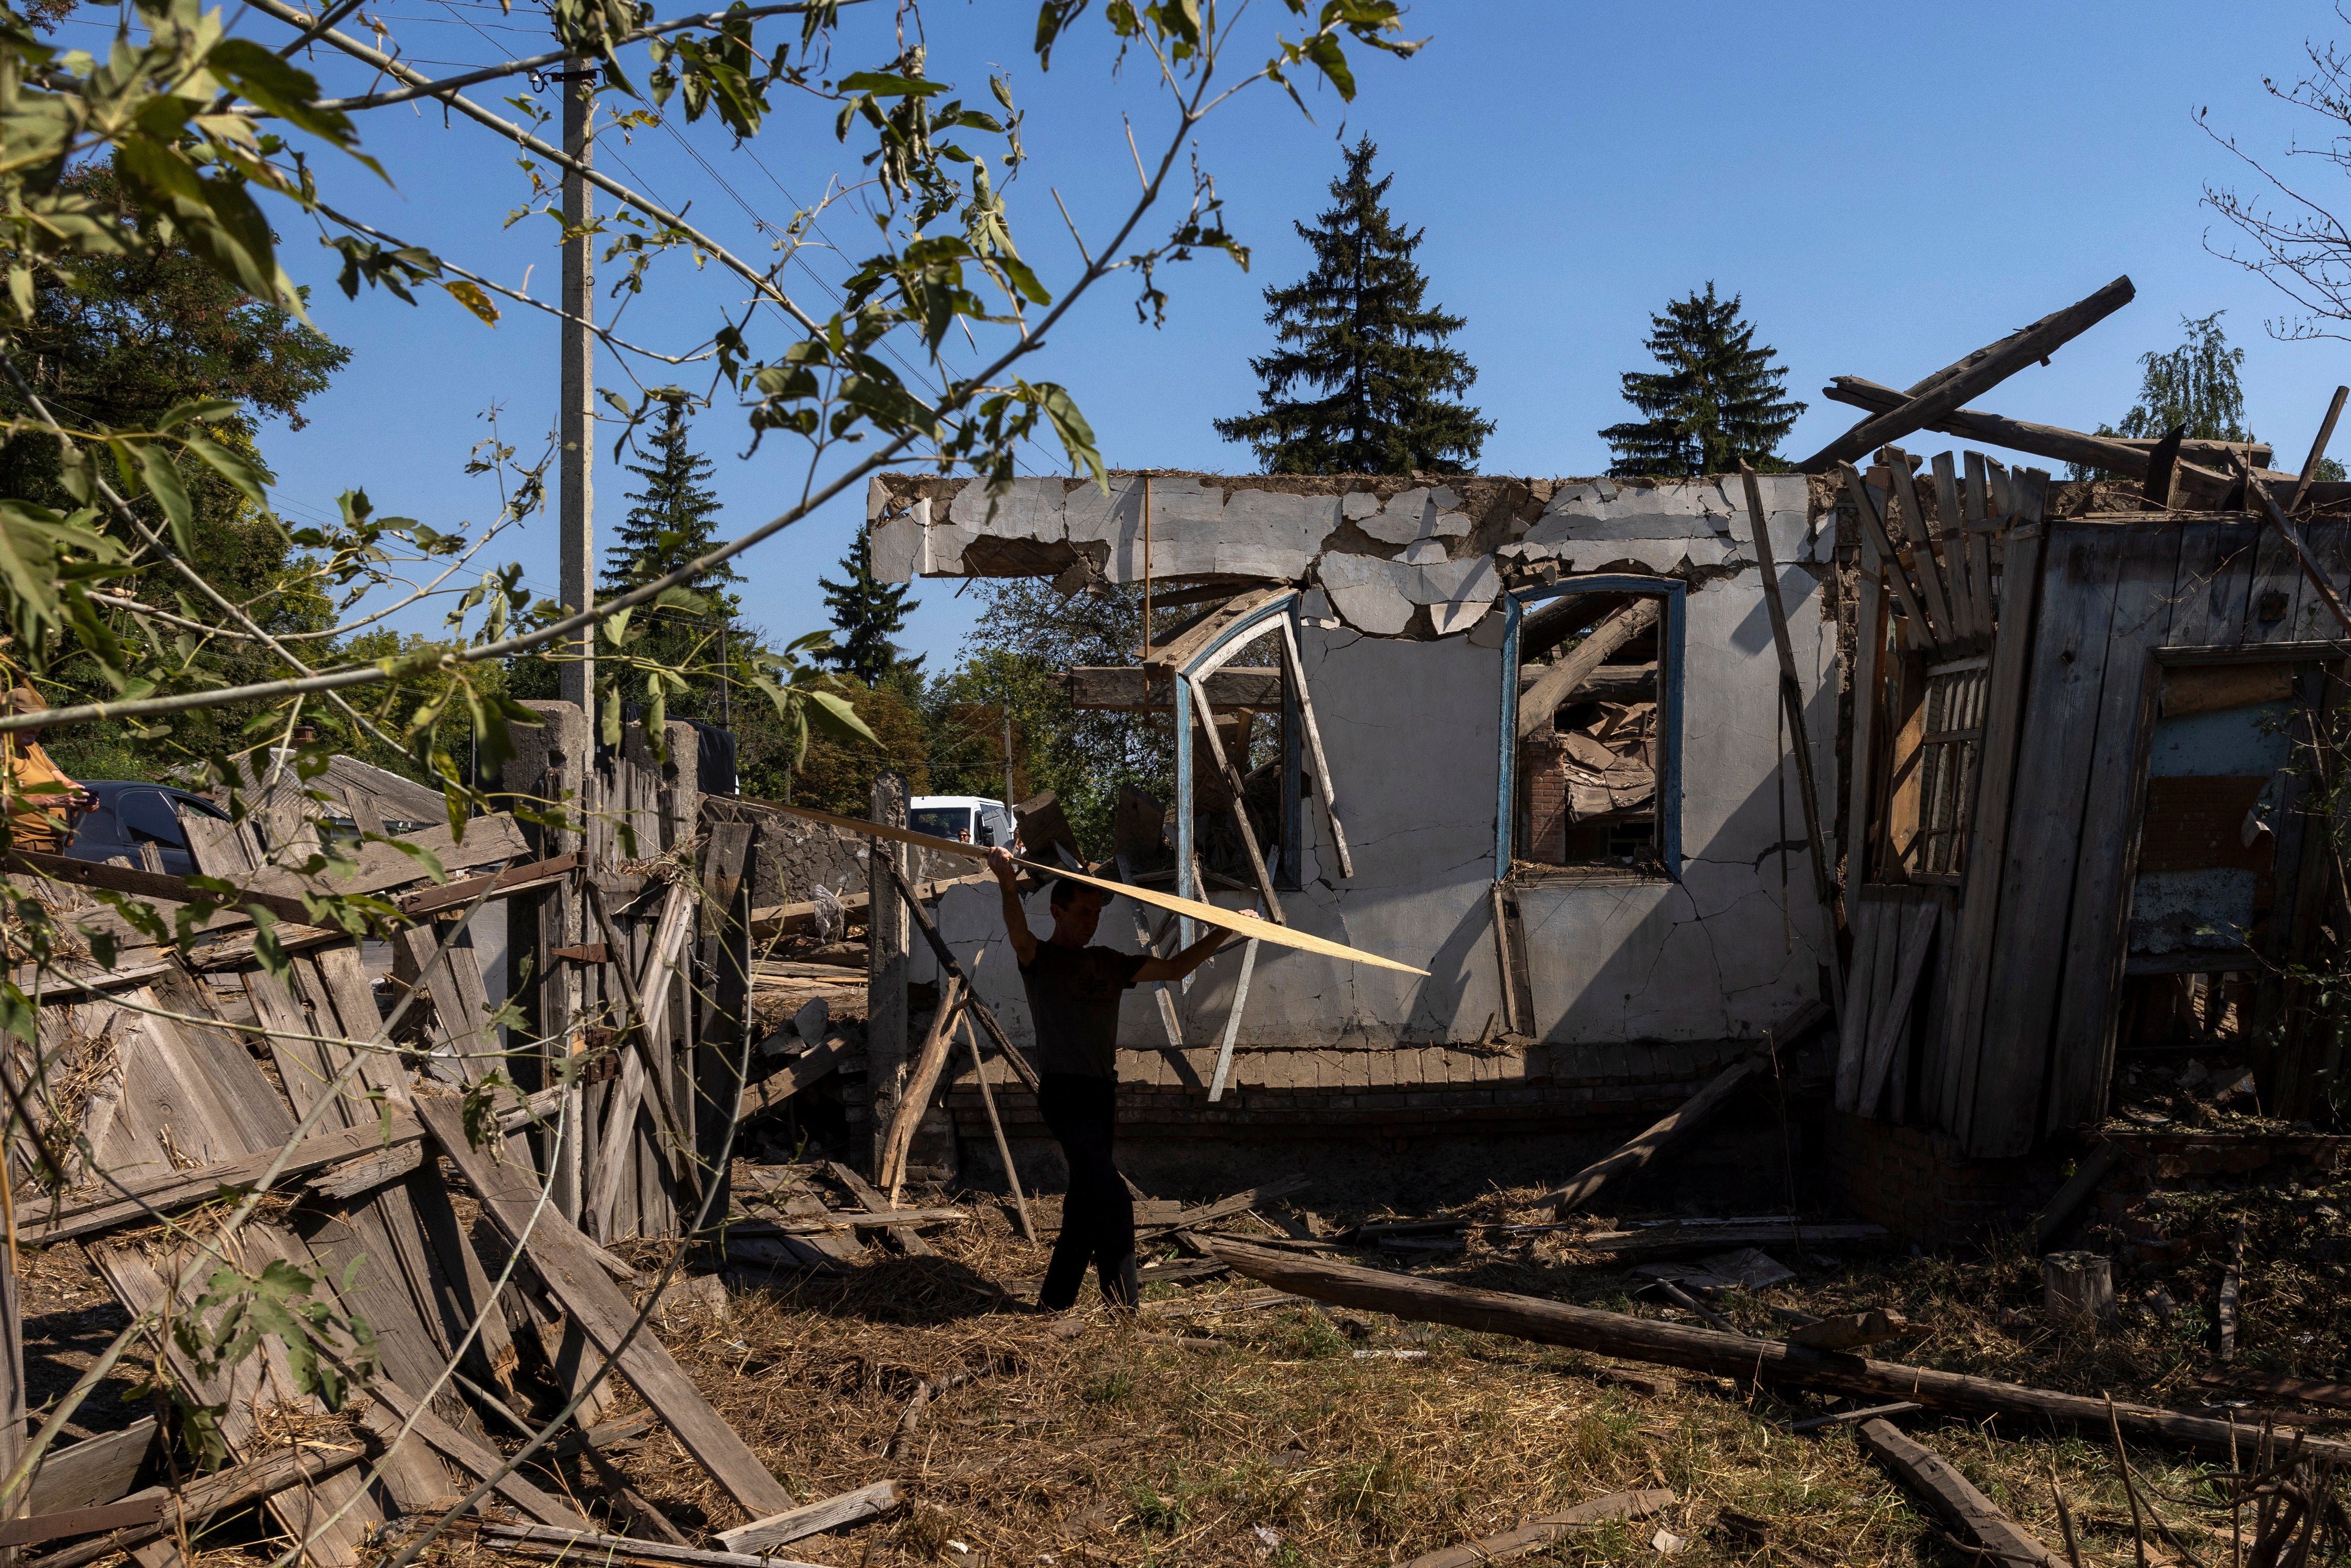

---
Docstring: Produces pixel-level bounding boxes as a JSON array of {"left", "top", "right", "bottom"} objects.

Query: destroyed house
[
  {"left": 867, "top": 444, "right": 2351, "bottom": 1223},
  {"left": 863, "top": 468, "right": 1843, "bottom": 1178}
]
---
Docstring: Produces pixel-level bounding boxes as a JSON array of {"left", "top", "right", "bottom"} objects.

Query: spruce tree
[
  {"left": 601, "top": 398, "right": 741, "bottom": 681},
  {"left": 1213, "top": 136, "right": 1492, "bottom": 475},
  {"left": 1600, "top": 283, "right": 1805, "bottom": 476},
  {"left": 820, "top": 526, "right": 922, "bottom": 687}
]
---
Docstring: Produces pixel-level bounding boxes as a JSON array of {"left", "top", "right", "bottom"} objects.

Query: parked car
[
  {"left": 62, "top": 781, "right": 234, "bottom": 878},
  {"left": 909, "top": 795, "right": 1017, "bottom": 848}
]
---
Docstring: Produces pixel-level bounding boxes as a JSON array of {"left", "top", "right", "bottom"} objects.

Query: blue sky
[{"left": 67, "top": 1, "right": 2351, "bottom": 668}]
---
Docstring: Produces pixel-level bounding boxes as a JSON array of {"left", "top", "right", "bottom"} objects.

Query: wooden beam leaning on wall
[
  {"left": 1798, "top": 276, "right": 2136, "bottom": 472},
  {"left": 1541, "top": 1052, "right": 1769, "bottom": 1220},
  {"left": 1739, "top": 465, "right": 1847, "bottom": 985},
  {"left": 1515, "top": 599, "right": 1661, "bottom": 742}
]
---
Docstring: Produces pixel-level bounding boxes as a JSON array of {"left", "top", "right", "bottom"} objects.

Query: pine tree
[
  {"left": 1600, "top": 283, "right": 1805, "bottom": 476},
  {"left": 599, "top": 399, "right": 741, "bottom": 699},
  {"left": 820, "top": 526, "right": 922, "bottom": 687},
  {"left": 1213, "top": 136, "right": 1492, "bottom": 475},
  {"left": 602, "top": 399, "right": 740, "bottom": 626}
]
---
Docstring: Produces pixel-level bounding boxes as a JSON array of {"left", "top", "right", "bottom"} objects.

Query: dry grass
[{"left": 520, "top": 1167, "right": 2351, "bottom": 1568}]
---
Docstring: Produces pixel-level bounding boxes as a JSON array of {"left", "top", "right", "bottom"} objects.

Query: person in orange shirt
[{"left": 2, "top": 688, "right": 92, "bottom": 853}]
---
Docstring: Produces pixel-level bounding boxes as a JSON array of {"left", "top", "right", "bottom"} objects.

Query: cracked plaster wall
[{"left": 881, "top": 471, "right": 1834, "bottom": 1062}]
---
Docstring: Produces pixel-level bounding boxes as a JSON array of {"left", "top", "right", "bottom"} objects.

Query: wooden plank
[
  {"left": 1833, "top": 899, "right": 1887, "bottom": 1112},
  {"left": 1931, "top": 452, "right": 1980, "bottom": 643},
  {"left": 0, "top": 852, "right": 315, "bottom": 926},
  {"left": 736, "top": 1034, "right": 854, "bottom": 1123},
  {"left": 1186, "top": 672, "right": 1287, "bottom": 923},
  {"left": 2045, "top": 524, "right": 2185, "bottom": 1136},
  {"left": 18, "top": 1087, "right": 560, "bottom": 1245},
  {"left": 1204, "top": 938, "right": 1258, "bottom": 1103},
  {"left": 240, "top": 814, "right": 528, "bottom": 900},
  {"left": 394, "top": 851, "right": 580, "bottom": 916},
  {"left": 588, "top": 884, "right": 696, "bottom": 1238},
  {"left": 1840, "top": 464, "right": 1933, "bottom": 652},
  {"left": 2165, "top": 519, "right": 2257, "bottom": 647},
  {"left": 2287, "top": 385, "right": 2350, "bottom": 513},
  {"left": 1136, "top": 1175, "right": 1310, "bottom": 1240},
  {"left": 1543, "top": 1058, "right": 1765, "bottom": 1218},
  {"left": 2242, "top": 494, "right": 2312, "bottom": 647},
  {"left": 88, "top": 1235, "right": 394, "bottom": 1561},
  {"left": 1144, "top": 586, "right": 1291, "bottom": 672},
  {"left": 1063, "top": 667, "right": 1284, "bottom": 711},
  {"left": 1800, "top": 276, "right": 2136, "bottom": 471},
  {"left": 1400, "top": 1489, "right": 1677, "bottom": 1568},
  {"left": 878, "top": 977, "right": 968, "bottom": 1199},
  {"left": 1855, "top": 1419, "right": 2056, "bottom": 1567},
  {"left": 415, "top": 1096, "right": 797, "bottom": 1517},
  {"left": 23, "top": 1443, "right": 370, "bottom": 1568},
  {"left": 25, "top": 1422, "right": 155, "bottom": 1516},
  {"left": 478, "top": 1523, "right": 828, "bottom": 1568},
  {"left": 824, "top": 1159, "right": 936, "bottom": 1259},
  {"left": 360, "top": 1374, "right": 588, "bottom": 1527},
  {"left": 1930, "top": 475, "right": 2047, "bottom": 1133},
  {"left": 1825, "top": 377, "right": 2274, "bottom": 479},
  {"left": 1959, "top": 513, "right": 2119, "bottom": 1156},
  {"left": 1857, "top": 901, "right": 1939, "bottom": 1119},
  {"left": 716, "top": 1480, "right": 904, "bottom": 1554},
  {"left": 1843, "top": 505, "right": 1890, "bottom": 913},
  {"left": 1575, "top": 1223, "right": 1887, "bottom": 1258},
  {"left": 1276, "top": 617, "right": 1355, "bottom": 879},
  {"left": 1884, "top": 449, "right": 1956, "bottom": 646},
  {"left": 1207, "top": 1240, "right": 2322, "bottom": 1468},
  {"left": 1487, "top": 883, "right": 1523, "bottom": 1037}
]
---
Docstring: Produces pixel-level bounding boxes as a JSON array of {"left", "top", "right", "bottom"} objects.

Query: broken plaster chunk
[
  {"left": 1357, "top": 486, "right": 1472, "bottom": 546},
  {"left": 1342, "top": 490, "right": 1381, "bottom": 520},
  {"left": 947, "top": 475, "right": 1065, "bottom": 540},
  {"left": 1412, "top": 555, "right": 1497, "bottom": 607},
  {"left": 870, "top": 509, "right": 926, "bottom": 584},
  {"left": 1467, "top": 607, "right": 1510, "bottom": 647},
  {"left": 1316, "top": 552, "right": 1416, "bottom": 636},
  {"left": 1428, "top": 597, "right": 1492, "bottom": 636},
  {"left": 1399, "top": 538, "right": 1448, "bottom": 566},
  {"left": 1298, "top": 587, "right": 1338, "bottom": 625}
]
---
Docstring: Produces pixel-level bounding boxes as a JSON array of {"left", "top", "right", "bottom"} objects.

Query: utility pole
[
  {"left": 557, "top": 56, "right": 596, "bottom": 713},
  {"left": 550, "top": 50, "right": 596, "bottom": 1224}
]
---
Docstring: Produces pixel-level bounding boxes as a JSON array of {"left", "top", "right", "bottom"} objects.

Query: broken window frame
[
  {"left": 1495, "top": 575, "right": 1686, "bottom": 882},
  {"left": 1172, "top": 589, "right": 1305, "bottom": 946}
]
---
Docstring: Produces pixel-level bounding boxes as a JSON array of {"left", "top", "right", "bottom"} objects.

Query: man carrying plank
[{"left": 987, "top": 844, "right": 1229, "bottom": 1311}]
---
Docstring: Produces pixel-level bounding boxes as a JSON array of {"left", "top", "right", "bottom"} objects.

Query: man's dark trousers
[{"left": 1037, "top": 1075, "right": 1138, "bottom": 1310}]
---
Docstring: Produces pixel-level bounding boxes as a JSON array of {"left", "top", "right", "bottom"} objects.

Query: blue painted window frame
[{"left": 1495, "top": 575, "right": 1686, "bottom": 881}]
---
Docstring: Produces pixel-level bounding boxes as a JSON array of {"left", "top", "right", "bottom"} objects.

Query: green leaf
[
  {"left": 132, "top": 444, "right": 197, "bottom": 556},
  {"left": 181, "top": 435, "right": 271, "bottom": 508},
  {"left": 836, "top": 71, "right": 950, "bottom": 97},
  {"left": 207, "top": 38, "right": 358, "bottom": 146},
  {"left": 805, "top": 688, "right": 877, "bottom": 745},
  {"left": 157, "top": 399, "right": 239, "bottom": 430}
]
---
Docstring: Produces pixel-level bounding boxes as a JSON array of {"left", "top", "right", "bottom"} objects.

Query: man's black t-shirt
[{"left": 1020, "top": 942, "right": 1147, "bottom": 1079}]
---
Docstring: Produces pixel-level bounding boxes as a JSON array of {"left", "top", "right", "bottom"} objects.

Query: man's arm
[
  {"left": 986, "top": 846, "right": 1039, "bottom": 966},
  {"left": 1135, "top": 924, "right": 1237, "bottom": 983}
]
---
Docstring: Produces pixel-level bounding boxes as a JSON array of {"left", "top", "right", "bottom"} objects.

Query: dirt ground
[{"left": 20, "top": 1153, "right": 2351, "bottom": 1568}]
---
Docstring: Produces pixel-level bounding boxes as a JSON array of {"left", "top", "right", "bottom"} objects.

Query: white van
[{"left": 910, "top": 795, "right": 1018, "bottom": 848}]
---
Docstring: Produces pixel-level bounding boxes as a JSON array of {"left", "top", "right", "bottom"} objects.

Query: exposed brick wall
[
  {"left": 1520, "top": 738, "right": 1570, "bottom": 864},
  {"left": 1824, "top": 1109, "right": 2061, "bottom": 1245}
]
